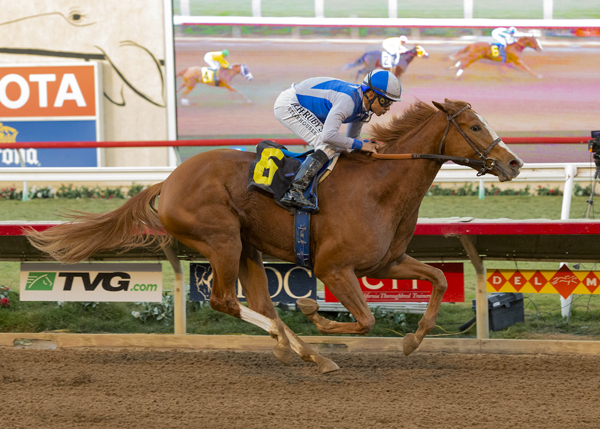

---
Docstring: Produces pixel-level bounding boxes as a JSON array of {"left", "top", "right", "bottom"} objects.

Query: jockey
[
  {"left": 382, "top": 35, "right": 409, "bottom": 68},
  {"left": 274, "top": 69, "right": 401, "bottom": 209},
  {"left": 491, "top": 27, "right": 526, "bottom": 62},
  {"left": 204, "top": 49, "right": 230, "bottom": 69}
]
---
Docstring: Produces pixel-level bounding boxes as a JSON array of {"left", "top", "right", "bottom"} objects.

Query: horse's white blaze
[
  {"left": 474, "top": 113, "right": 519, "bottom": 159},
  {"left": 239, "top": 306, "right": 277, "bottom": 332}
]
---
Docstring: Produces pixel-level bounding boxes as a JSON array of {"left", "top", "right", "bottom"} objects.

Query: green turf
[
  {"left": 172, "top": 0, "right": 600, "bottom": 19},
  {"left": 1, "top": 196, "right": 599, "bottom": 338}
]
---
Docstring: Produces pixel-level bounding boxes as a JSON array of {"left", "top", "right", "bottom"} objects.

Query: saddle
[{"left": 247, "top": 140, "right": 337, "bottom": 213}]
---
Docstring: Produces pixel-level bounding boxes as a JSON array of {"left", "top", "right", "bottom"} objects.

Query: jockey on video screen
[
  {"left": 491, "top": 27, "right": 527, "bottom": 62},
  {"left": 382, "top": 35, "right": 408, "bottom": 68},
  {"left": 204, "top": 49, "right": 230, "bottom": 69}
]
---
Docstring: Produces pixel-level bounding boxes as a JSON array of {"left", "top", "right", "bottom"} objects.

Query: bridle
[{"left": 372, "top": 104, "right": 502, "bottom": 176}]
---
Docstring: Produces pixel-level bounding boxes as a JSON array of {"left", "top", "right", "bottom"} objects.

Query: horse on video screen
[
  {"left": 449, "top": 36, "right": 543, "bottom": 78},
  {"left": 176, "top": 63, "right": 253, "bottom": 103},
  {"left": 344, "top": 46, "right": 429, "bottom": 81},
  {"left": 27, "top": 99, "right": 522, "bottom": 374}
]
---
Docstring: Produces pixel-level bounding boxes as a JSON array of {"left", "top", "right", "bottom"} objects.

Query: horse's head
[
  {"left": 238, "top": 64, "right": 253, "bottom": 81},
  {"left": 432, "top": 99, "right": 522, "bottom": 182},
  {"left": 520, "top": 36, "right": 543, "bottom": 52},
  {"left": 415, "top": 46, "right": 429, "bottom": 58}
]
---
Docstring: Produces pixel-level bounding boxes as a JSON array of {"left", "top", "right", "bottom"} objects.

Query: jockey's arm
[
  {"left": 346, "top": 121, "right": 364, "bottom": 140},
  {"left": 218, "top": 58, "right": 230, "bottom": 68},
  {"left": 321, "top": 103, "right": 360, "bottom": 151}
]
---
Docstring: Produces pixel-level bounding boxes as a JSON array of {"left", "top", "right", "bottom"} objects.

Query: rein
[{"left": 372, "top": 105, "right": 501, "bottom": 176}]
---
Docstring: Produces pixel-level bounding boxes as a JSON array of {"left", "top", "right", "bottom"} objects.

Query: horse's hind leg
[
  {"left": 453, "top": 58, "right": 476, "bottom": 78},
  {"left": 175, "top": 234, "right": 290, "bottom": 357},
  {"left": 238, "top": 244, "right": 339, "bottom": 373}
]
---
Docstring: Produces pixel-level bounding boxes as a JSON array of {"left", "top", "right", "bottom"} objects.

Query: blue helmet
[{"left": 361, "top": 69, "right": 402, "bottom": 101}]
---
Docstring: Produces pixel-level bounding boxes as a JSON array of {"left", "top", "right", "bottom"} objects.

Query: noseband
[
  {"left": 372, "top": 104, "right": 501, "bottom": 176},
  {"left": 438, "top": 104, "right": 502, "bottom": 176}
]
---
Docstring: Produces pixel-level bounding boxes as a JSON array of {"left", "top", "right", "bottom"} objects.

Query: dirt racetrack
[
  {"left": 175, "top": 37, "right": 600, "bottom": 144},
  {"left": 3, "top": 347, "right": 600, "bottom": 428}
]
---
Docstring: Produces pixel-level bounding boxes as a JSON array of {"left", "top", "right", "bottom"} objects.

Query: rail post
[
  {"left": 162, "top": 241, "right": 186, "bottom": 335},
  {"left": 560, "top": 163, "right": 577, "bottom": 320},
  {"left": 459, "top": 235, "right": 488, "bottom": 339}
]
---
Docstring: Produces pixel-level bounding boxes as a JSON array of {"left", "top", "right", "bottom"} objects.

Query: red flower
[
  {"left": 550, "top": 189, "right": 555, "bottom": 194},
  {"left": 0, "top": 297, "right": 9, "bottom": 307}
]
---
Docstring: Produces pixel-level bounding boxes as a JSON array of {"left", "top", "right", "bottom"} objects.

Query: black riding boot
[{"left": 280, "top": 150, "right": 329, "bottom": 209}]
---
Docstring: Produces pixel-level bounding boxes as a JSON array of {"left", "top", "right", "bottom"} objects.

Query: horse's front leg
[
  {"left": 512, "top": 59, "right": 543, "bottom": 79},
  {"left": 221, "top": 82, "right": 252, "bottom": 103},
  {"left": 297, "top": 267, "right": 375, "bottom": 335},
  {"left": 370, "top": 255, "right": 447, "bottom": 356}
]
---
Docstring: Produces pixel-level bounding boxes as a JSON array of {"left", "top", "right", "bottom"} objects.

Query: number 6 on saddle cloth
[{"left": 248, "top": 140, "right": 337, "bottom": 213}]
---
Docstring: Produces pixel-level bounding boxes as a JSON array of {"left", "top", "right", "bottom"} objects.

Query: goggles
[{"left": 377, "top": 96, "right": 394, "bottom": 108}]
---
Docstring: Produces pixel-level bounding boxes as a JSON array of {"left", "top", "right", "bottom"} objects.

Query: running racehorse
[
  {"left": 27, "top": 99, "right": 522, "bottom": 374},
  {"left": 344, "top": 46, "right": 429, "bottom": 81},
  {"left": 176, "top": 63, "right": 253, "bottom": 103},
  {"left": 450, "top": 36, "right": 543, "bottom": 79}
]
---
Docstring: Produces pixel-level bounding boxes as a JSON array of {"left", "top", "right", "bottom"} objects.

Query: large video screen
[{"left": 174, "top": 26, "right": 600, "bottom": 162}]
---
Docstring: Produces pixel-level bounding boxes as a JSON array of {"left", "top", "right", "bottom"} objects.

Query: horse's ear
[{"left": 432, "top": 101, "right": 447, "bottom": 113}]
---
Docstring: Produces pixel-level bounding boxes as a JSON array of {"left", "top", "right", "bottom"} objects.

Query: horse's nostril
[{"left": 509, "top": 159, "right": 522, "bottom": 169}]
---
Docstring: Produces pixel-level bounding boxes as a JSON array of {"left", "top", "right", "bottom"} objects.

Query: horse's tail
[
  {"left": 27, "top": 183, "right": 168, "bottom": 264},
  {"left": 449, "top": 46, "right": 470, "bottom": 60},
  {"left": 343, "top": 55, "right": 365, "bottom": 70},
  {"left": 176, "top": 68, "right": 187, "bottom": 78}
]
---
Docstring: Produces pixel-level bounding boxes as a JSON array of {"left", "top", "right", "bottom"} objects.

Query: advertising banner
[
  {"left": 189, "top": 262, "right": 316, "bottom": 304},
  {"left": 325, "top": 263, "right": 464, "bottom": 303},
  {"left": 20, "top": 263, "right": 162, "bottom": 302},
  {"left": 487, "top": 265, "right": 600, "bottom": 299},
  {"left": 0, "top": 62, "right": 102, "bottom": 167}
]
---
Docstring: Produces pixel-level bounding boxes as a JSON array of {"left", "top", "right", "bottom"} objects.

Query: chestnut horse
[
  {"left": 450, "top": 36, "right": 543, "bottom": 78},
  {"left": 343, "top": 46, "right": 429, "bottom": 82},
  {"left": 27, "top": 99, "right": 522, "bottom": 374},
  {"left": 176, "top": 63, "right": 253, "bottom": 103}
]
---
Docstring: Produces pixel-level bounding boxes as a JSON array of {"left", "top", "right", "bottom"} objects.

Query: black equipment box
[{"left": 471, "top": 293, "right": 525, "bottom": 332}]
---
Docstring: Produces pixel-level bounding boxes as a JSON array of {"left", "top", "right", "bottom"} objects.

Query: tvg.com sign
[{"left": 20, "top": 263, "right": 162, "bottom": 302}]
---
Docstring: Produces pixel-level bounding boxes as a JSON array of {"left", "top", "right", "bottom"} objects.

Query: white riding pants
[
  {"left": 203, "top": 53, "right": 220, "bottom": 69},
  {"left": 273, "top": 88, "right": 342, "bottom": 159}
]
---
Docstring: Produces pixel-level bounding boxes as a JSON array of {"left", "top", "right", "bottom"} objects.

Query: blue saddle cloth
[{"left": 248, "top": 140, "right": 331, "bottom": 213}]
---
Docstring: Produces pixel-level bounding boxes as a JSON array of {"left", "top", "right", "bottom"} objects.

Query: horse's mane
[{"left": 368, "top": 100, "right": 437, "bottom": 147}]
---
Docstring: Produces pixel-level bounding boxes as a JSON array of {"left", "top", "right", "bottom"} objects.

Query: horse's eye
[{"left": 471, "top": 125, "right": 481, "bottom": 132}]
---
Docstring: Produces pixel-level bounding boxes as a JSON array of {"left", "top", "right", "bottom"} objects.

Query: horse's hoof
[
  {"left": 403, "top": 333, "right": 420, "bottom": 356},
  {"left": 273, "top": 344, "right": 292, "bottom": 364},
  {"left": 297, "top": 298, "right": 319, "bottom": 316},
  {"left": 315, "top": 355, "right": 340, "bottom": 374}
]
